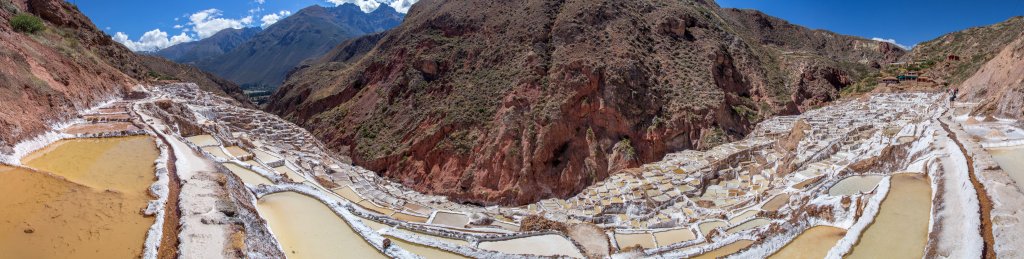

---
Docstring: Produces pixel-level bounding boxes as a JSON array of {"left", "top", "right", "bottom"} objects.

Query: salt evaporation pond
[
  {"left": 2, "top": 136, "right": 158, "bottom": 258},
  {"left": 185, "top": 134, "right": 219, "bottom": 146},
  {"left": 257, "top": 192, "right": 386, "bottom": 259},
  {"left": 768, "top": 225, "right": 846, "bottom": 259},
  {"left": 389, "top": 236, "right": 469, "bottom": 259},
  {"left": 202, "top": 146, "right": 232, "bottom": 160},
  {"left": 988, "top": 146, "right": 1024, "bottom": 189},
  {"left": 653, "top": 228, "right": 697, "bottom": 246},
  {"left": 725, "top": 218, "right": 770, "bottom": 234},
  {"left": 431, "top": 211, "right": 470, "bottom": 228},
  {"left": 693, "top": 239, "right": 754, "bottom": 259},
  {"left": 616, "top": 232, "right": 657, "bottom": 249},
  {"left": 22, "top": 136, "right": 158, "bottom": 193},
  {"left": 477, "top": 234, "right": 584, "bottom": 258},
  {"left": 829, "top": 175, "right": 884, "bottom": 196},
  {"left": 223, "top": 163, "right": 273, "bottom": 185},
  {"left": 698, "top": 220, "right": 728, "bottom": 237},
  {"left": 847, "top": 174, "right": 931, "bottom": 259},
  {"left": 761, "top": 193, "right": 790, "bottom": 211}
]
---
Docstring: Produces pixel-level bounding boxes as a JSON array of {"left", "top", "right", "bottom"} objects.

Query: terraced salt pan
[
  {"left": 761, "top": 193, "right": 790, "bottom": 211},
  {"left": 256, "top": 191, "right": 386, "bottom": 259},
  {"left": 846, "top": 174, "right": 931, "bottom": 259},
  {"left": 201, "top": 146, "right": 231, "bottom": 160},
  {"left": 616, "top": 232, "right": 657, "bottom": 249},
  {"left": 222, "top": 163, "right": 273, "bottom": 185},
  {"left": 768, "top": 226, "right": 845, "bottom": 259},
  {"left": 692, "top": 239, "right": 754, "bottom": 259},
  {"left": 22, "top": 136, "right": 158, "bottom": 193},
  {"left": 987, "top": 146, "right": 1024, "bottom": 190},
  {"left": 477, "top": 234, "right": 584, "bottom": 258},
  {"left": 63, "top": 122, "right": 138, "bottom": 135},
  {"left": 185, "top": 134, "right": 218, "bottom": 147},
  {"left": 0, "top": 166, "right": 155, "bottom": 258},
  {"left": 653, "top": 228, "right": 697, "bottom": 246},
  {"left": 698, "top": 220, "right": 728, "bottom": 237},
  {"left": 224, "top": 146, "right": 251, "bottom": 159},
  {"left": 389, "top": 236, "right": 469, "bottom": 259},
  {"left": 829, "top": 175, "right": 884, "bottom": 196},
  {"left": 725, "top": 218, "right": 770, "bottom": 234},
  {"left": 275, "top": 165, "right": 305, "bottom": 182},
  {"left": 431, "top": 211, "right": 470, "bottom": 228},
  {"left": 728, "top": 209, "right": 760, "bottom": 224},
  {"left": 3, "top": 136, "right": 159, "bottom": 258}
]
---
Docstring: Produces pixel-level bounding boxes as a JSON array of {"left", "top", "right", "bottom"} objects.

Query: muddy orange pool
[{"left": 2, "top": 136, "right": 159, "bottom": 258}]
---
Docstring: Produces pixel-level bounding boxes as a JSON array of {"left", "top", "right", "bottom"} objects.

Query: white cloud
[
  {"left": 188, "top": 9, "right": 254, "bottom": 39},
  {"left": 871, "top": 37, "right": 913, "bottom": 50},
  {"left": 387, "top": 0, "right": 416, "bottom": 13},
  {"left": 260, "top": 10, "right": 292, "bottom": 28},
  {"left": 114, "top": 29, "right": 194, "bottom": 52},
  {"left": 324, "top": 0, "right": 418, "bottom": 13}
]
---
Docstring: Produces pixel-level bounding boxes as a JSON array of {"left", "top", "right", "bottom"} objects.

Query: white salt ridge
[
  {"left": 824, "top": 176, "right": 891, "bottom": 258},
  {"left": 140, "top": 126, "right": 172, "bottom": 259},
  {"left": 0, "top": 96, "right": 120, "bottom": 164}
]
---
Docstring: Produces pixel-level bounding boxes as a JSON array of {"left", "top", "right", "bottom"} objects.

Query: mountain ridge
[
  {"left": 193, "top": 3, "right": 404, "bottom": 89},
  {"left": 267, "top": 0, "right": 902, "bottom": 205}
]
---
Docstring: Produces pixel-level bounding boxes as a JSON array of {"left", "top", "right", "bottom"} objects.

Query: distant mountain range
[
  {"left": 153, "top": 3, "right": 404, "bottom": 90},
  {"left": 154, "top": 27, "right": 261, "bottom": 65}
]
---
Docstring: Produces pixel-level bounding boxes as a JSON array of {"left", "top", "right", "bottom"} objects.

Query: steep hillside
[
  {"left": 0, "top": 0, "right": 246, "bottom": 150},
  {"left": 960, "top": 37, "right": 1024, "bottom": 119},
  {"left": 905, "top": 16, "right": 1024, "bottom": 86},
  {"left": 153, "top": 27, "right": 260, "bottom": 64},
  {"left": 195, "top": 4, "right": 403, "bottom": 89},
  {"left": 268, "top": 0, "right": 900, "bottom": 205}
]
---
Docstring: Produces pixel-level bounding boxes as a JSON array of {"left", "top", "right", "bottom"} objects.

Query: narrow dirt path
[{"left": 940, "top": 119, "right": 996, "bottom": 259}]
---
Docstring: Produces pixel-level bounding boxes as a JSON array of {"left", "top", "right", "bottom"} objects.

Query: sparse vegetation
[{"left": 11, "top": 13, "right": 45, "bottom": 34}]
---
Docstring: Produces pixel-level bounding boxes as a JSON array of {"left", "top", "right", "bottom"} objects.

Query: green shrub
[{"left": 11, "top": 13, "right": 45, "bottom": 33}]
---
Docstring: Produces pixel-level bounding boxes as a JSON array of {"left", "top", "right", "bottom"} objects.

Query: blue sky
[
  {"left": 717, "top": 0, "right": 1024, "bottom": 49},
  {"left": 77, "top": 0, "right": 415, "bottom": 51},
  {"left": 79, "top": 0, "right": 1023, "bottom": 52}
]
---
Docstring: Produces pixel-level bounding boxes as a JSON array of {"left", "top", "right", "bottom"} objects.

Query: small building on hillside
[
  {"left": 947, "top": 54, "right": 961, "bottom": 61},
  {"left": 916, "top": 76, "right": 934, "bottom": 83},
  {"left": 898, "top": 71, "right": 920, "bottom": 81},
  {"left": 880, "top": 77, "right": 899, "bottom": 84}
]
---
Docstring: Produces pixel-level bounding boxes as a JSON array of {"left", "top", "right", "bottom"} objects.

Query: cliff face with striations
[
  {"left": 0, "top": 0, "right": 247, "bottom": 151},
  {"left": 267, "top": 0, "right": 901, "bottom": 205}
]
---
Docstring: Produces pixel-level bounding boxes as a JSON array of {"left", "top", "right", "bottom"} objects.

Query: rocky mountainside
[
  {"left": 0, "top": 0, "right": 246, "bottom": 150},
  {"left": 194, "top": 4, "right": 403, "bottom": 89},
  {"left": 153, "top": 27, "right": 261, "bottom": 64},
  {"left": 905, "top": 16, "right": 1024, "bottom": 86},
  {"left": 960, "top": 34, "right": 1024, "bottom": 119},
  {"left": 905, "top": 16, "right": 1024, "bottom": 119},
  {"left": 267, "top": 0, "right": 902, "bottom": 205}
]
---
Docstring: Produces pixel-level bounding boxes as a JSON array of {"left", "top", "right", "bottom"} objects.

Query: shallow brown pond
[{"left": 2, "top": 136, "right": 158, "bottom": 258}]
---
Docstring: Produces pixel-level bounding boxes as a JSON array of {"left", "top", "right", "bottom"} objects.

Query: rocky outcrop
[
  {"left": 961, "top": 37, "right": 1024, "bottom": 119},
  {"left": 267, "top": 0, "right": 900, "bottom": 205}
]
